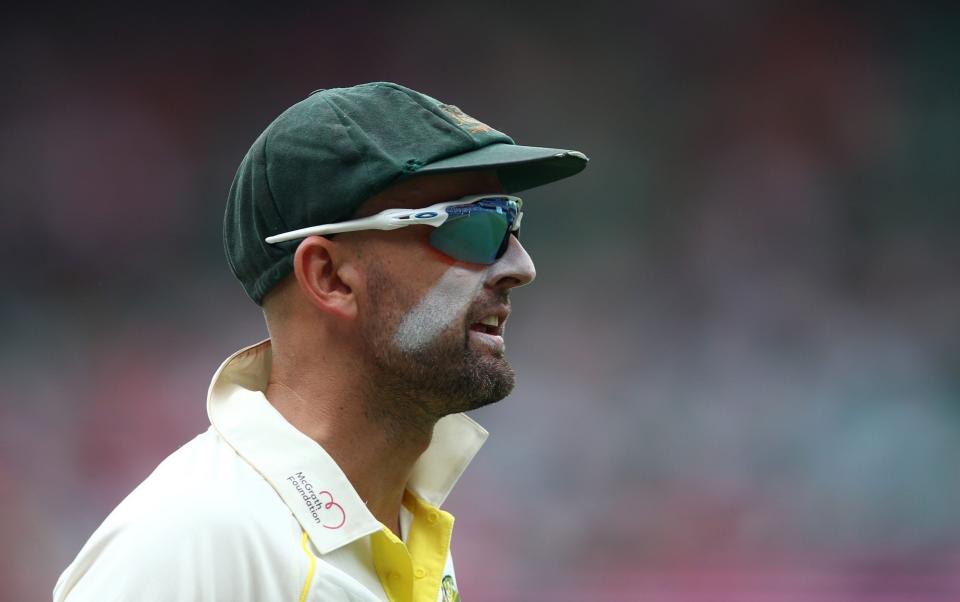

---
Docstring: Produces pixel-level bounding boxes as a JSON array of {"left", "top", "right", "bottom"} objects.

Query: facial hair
[{"left": 360, "top": 264, "right": 515, "bottom": 427}]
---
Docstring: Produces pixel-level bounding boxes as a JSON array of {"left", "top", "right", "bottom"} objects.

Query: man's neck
[{"left": 264, "top": 377, "right": 434, "bottom": 537}]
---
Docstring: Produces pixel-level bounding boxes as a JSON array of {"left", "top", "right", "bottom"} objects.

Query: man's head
[
  {"left": 224, "top": 82, "right": 586, "bottom": 305},
  {"left": 263, "top": 169, "right": 535, "bottom": 420},
  {"left": 224, "top": 82, "right": 587, "bottom": 421}
]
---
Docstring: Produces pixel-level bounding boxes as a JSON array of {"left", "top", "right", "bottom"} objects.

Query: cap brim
[{"left": 416, "top": 142, "right": 588, "bottom": 193}]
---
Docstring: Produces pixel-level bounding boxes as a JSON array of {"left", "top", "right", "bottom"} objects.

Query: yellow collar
[{"left": 206, "top": 339, "right": 488, "bottom": 555}]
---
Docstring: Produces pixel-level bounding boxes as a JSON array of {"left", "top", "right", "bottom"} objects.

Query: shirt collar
[{"left": 206, "top": 339, "right": 488, "bottom": 555}]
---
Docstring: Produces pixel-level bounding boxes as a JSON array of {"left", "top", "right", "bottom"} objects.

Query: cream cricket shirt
[{"left": 54, "top": 340, "right": 487, "bottom": 602}]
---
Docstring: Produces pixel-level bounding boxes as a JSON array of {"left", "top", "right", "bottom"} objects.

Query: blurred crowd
[{"left": 2, "top": 3, "right": 958, "bottom": 600}]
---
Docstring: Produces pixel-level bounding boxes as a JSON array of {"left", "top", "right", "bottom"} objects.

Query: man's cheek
[{"left": 391, "top": 266, "right": 484, "bottom": 352}]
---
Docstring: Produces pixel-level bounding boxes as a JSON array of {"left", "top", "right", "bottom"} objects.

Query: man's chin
[
  {"left": 454, "top": 353, "right": 515, "bottom": 412},
  {"left": 364, "top": 326, "right": 516, "bottom": 416}
]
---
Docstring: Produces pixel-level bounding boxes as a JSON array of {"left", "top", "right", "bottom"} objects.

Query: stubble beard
[{"left": 360, "top": 271, "right": 515, "bottom": 430}]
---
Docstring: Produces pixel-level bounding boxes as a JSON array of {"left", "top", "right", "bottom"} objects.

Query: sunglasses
[{"left": 264, "top": 194, "right": 524, "bottom": 264}]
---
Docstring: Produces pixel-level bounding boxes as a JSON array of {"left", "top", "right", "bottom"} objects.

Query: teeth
[{"left": 480, "top": 315, "right": 499, "bottom": 327}]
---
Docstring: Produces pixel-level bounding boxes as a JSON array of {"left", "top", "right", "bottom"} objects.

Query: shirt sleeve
[{"left": 53, "top": 497, "right": 301, "bottom": 602}]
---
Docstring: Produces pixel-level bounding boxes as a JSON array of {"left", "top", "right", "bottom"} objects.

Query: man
[{"left": 54, "top": 82, "right": 587, "bottom": 601}]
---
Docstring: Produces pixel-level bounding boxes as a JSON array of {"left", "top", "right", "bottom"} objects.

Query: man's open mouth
[{"left": 470, "top": 314, "right": 503, "bottom": 336}]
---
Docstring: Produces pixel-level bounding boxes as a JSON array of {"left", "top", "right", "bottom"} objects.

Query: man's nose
[{"left": 486, "top": 235, "right": 536, "bottom": 290}]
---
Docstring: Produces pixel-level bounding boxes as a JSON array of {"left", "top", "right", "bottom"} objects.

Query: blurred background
[{"left": 2, "top": 2, "right": 959, "bottom": 600}]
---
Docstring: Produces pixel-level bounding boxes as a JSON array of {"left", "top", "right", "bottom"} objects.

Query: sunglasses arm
[{"left": 264, "top": 208, "right": 449, "bottom": 244}]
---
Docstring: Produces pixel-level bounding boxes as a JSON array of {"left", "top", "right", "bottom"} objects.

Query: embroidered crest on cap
[{"left": 439, "top": 104, "right": 495, "bottom": 134}]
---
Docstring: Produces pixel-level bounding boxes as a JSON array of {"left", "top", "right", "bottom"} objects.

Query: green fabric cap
[{"left": 224, "top": 82, "right": 588, "bottom": 304}]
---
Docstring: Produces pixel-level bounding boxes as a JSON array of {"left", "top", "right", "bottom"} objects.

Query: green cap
[{"left": 224, "top": 81, "right": 588, "bottom": 304}]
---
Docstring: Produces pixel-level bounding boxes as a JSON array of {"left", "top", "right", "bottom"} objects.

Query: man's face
[{"left": 345, "top": 171, "right": 536, "bottom": 421}]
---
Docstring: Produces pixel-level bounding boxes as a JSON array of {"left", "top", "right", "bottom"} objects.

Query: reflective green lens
[{"left": 430, "top": 211, "right": 509, "bottom": 264}]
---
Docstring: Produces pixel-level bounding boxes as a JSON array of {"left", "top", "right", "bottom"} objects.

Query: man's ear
[{"left": 292, "top": 236, "right": 358, "bottom": 320}]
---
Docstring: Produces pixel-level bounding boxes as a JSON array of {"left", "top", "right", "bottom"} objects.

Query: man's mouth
[{"left": 470, "top": 314, "right": 503, "bottom": 336}]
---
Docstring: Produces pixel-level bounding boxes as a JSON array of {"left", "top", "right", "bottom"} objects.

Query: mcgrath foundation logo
[
  {"left": 439, "top": 104, "right": 495, "bottom": 134},
  {"left": 286, "top": 472, "right": 346, "bottom": 529}
]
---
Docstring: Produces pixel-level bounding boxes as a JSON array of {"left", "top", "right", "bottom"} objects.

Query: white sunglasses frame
[{"left": 264, "top": 194, "right": 523, "bottom": 244}]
